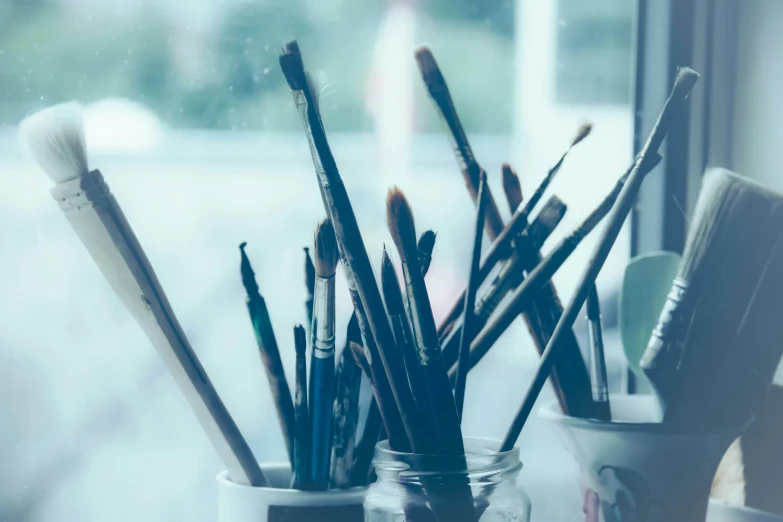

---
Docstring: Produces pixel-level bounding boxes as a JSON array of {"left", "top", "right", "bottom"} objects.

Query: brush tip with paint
[
  {"left": 381, "top": 247, "right": 405, "bottom": 316},
  {"left": 313, "top": 219, "right": 338, "bottom": 278},
  {"left": 19, "top": 101, "right": 89, "bottom": 184},
  {"left": 386, "top": 187, "right": 418, "bottom": 264},
  {"left": 414, "top": 46, "right": 445, "bottom": 90},
  {"left": 571, "top": 122, "right": 593, "bottom": 148}
]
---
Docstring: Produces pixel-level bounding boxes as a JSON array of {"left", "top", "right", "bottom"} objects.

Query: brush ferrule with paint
[
  {"left": 587, "top": 315, "right": 609, "bottom": 403},
  {"left": 402, "top": 263, "right": 437, "bottom": 365},
  {"left": 312, "top": 276, "right": 336, "bottom": 358},
  {"left": 51, "top": 169, "right": 110, "bottom": 211}
]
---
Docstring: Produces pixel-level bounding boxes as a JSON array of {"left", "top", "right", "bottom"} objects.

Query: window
[{"left": 0, "top": 1, "right": 636, "bottom": 520}]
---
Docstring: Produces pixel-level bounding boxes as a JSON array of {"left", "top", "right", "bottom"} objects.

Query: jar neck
[{"left": 372, "top": 437, "right": 522, "bottom": 486}]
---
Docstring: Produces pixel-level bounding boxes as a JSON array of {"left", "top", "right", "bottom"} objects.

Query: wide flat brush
[
  {"left": 417, "top": 230, "right": 436, "bottom": 275},
  {"left": 304, "top": 247, "right": 315, "bottom": 333},
  {"left": 19, "top": 103, "right": 266, "bottom": 487},
  {"left": 502, "top": 163, "right": 523, "bottom": 212},
  {"left": 500, "top": 67, "right": 699, "bottom": 451},
  {"left": 641, "top": 169, "right": 783, "bottom": 428},
  {"left": 309, "top": 219, "right": 338, "bottom": 489},
  {"left": 279, "top": 41, "right": 420, "bottom": 453},
  {"left": 240, "top": 244, "right": 296, "bottom": 466}
]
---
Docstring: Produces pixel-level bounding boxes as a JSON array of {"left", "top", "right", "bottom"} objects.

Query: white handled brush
[{"left": 19, "top": 102, "right": 267, "bottom": 487}]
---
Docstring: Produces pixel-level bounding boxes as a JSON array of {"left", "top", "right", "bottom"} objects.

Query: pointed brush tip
[
  {"left": 386, "top": 187, "right": 417, "bottom": 262},
  {"left": 572, "top": 122, "right": 594, "bottom": 147}
]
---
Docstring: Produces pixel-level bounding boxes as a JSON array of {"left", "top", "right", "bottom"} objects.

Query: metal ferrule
[
  {"left": 51, "top": 169, "right": 110, "bottom": 212},
  {"left": 402, "top": 263, "right": 438, "bottom": 365},
  {"left": 312, "top": 276, "right": 335, "bottom": 359},
  {"left": 640, "top": 278, "right": 687, "bottom": 367},
  {"left": 587, "top": 315, "right": 609, "bottom": 403}
]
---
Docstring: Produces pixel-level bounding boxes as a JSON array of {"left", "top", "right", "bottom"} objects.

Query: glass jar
[{"left": 364, "top": 437, "right": 531, "bottom": 522}]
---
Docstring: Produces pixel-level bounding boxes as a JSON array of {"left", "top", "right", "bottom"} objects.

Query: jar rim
[{"left": 374, "top": 436, "right": 519, "bottom": 461}]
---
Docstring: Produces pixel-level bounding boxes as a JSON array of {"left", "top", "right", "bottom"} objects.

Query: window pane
[{"left": 0, "top": 1, "right": 635, "bottom": 520}]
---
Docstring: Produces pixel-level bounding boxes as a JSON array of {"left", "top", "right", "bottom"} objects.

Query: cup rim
[
  {"left": 216, "top": 464, "right": 366, "bottom": 500},
  {"left": 709, "top": 498, "right": 783, "bottom": 522},
  {"left": 539, "top": 395, "right": 754, "bottom": 434}
]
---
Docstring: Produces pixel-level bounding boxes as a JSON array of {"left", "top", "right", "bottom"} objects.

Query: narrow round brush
[
  {"left": 309, "top": 219, "right": 338, "bottom": 489},
  {"left": 387, "top": 187, "right": 464, "bottom": 455},
  {"left": 641, "top": 169, "right": 783, "bottom": 428},
  {"left": 240, "top": 244, "right": 296, "bottom": 465},
  {"left": 381, "top": 247, "right": 432, "bottom": 428},
  {"left": 521, "top": 123, "right": 592, "bottom": 217},
  {"left": 291, "top": 325, "right": 311, "bottom": 490},
  {"left": 454, "top": 173, "right": 488, "bottom": 420},
  {"left": 415, "top": 46, "right": 505, "bottom": 239}
]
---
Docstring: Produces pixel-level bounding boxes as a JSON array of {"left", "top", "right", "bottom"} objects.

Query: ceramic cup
[
  {"left": 217, "top": 463, "right": 366, "bottom": 522},
  {"left": 541, "top": 395, "right": 752, "bottom": 522},
  {"left": 708, "top": 499, "right": 783, "bottom": 522}
]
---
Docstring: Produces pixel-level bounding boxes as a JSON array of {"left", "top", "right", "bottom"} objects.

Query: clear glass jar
[{"left": 364, "top": 437, "right": 531, "bottom": 522}]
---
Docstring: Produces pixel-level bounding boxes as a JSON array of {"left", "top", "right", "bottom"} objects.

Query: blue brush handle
[{"left": 310, "top": 353, "right": 335, "bottom": 489}]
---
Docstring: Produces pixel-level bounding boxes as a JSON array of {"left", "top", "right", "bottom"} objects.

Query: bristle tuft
[
  {"left": 502, "top": 163, "right": 524, "bottom": 212},
  {"left": 314, "top": 219, "right": 339, "bottom": 278},
  {"left": 294, "top": 325, "right": 307, "bottom": 356},
  {"left": 414, "top": 46, "right": 444, "bottom": 88},
  {"left": 279, "top": 42, "right": 308, "bottom": 92},
  {"left": 386, "top": 187, "right": 418, "bottom": 264},
  {"left": 19, "top": 101, "right": 89, "bottom": 184},
  {"left": 571, "top": 122, "right": 593, "bottom": 147}
]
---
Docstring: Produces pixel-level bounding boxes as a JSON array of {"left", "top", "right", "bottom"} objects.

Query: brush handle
[
  {"left": 309, "top": 353, "right": 334, "bottom": 489},
  {"left": 292, "top": 327, "right": 310, "bottom": 490},
  {"left": 52, "top": 170, "right": 267, "bottom": 487}
]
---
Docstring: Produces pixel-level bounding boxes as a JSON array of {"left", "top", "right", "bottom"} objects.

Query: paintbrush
[
  {"left": 418, "top": 230, "right": 436, "bottom": 275},
  {"left": 521, "top": 123, "right": 592, "bottom": 216},
  {"left": 329, "top": 314, "right": 363, "bottom": 489},
  {"left": 291, "top": 325, "right": 311, "bottom": 490},
  {"left": 502, "top": 163, "right": 523, "bottom": 212},
  {"left": 304, "top": 247, "right": 315, "bottom": 332},
  {"left": 239, "top": 243, "right": 296, "bottom": 466},
  {"left": 353, "top": 235, "right": 441, "bottom": 486},
  {"left": 461, "top": 153, "right": 663, "bottom": 377},
  {"left": 641, "top": 168, "right": 783, "bottom": 428},
  {"left": 19, "top": 102, "right": 267, "bottom": 487},
  {"left": 585, "top": 284, "right": 610, "bottom": 421},
  {"left": 309, "top": 219, "right": 338, "bottom": 489},
  {"left": 387, "top": 187, "right": 464, "bottom": 454},
  {"left": 348, "top": 341, "right": 383, "bottom": 487},
  {"left": 381, "top": 248, "right": 432, "bottom": 432},
  {"left": 388, "top": 187, "right": 478, "bottom": 522},
  {"left": 454, "top": 172, "right": 488, "bottom": 420},
  {"left": 440, "top": 195, "right": 567, "bottom": 369},
  {"left": 280, "top": 41, "right": 421, "bottom": 454},
  {"left": 414, "top": 46, "right": 504, "bottom": 238},
  {"left": 500, "top": 67, "right": 699, "bottom": 451}
]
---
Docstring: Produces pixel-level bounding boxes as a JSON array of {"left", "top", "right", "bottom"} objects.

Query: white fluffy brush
[{"left": 19, "top": 102, "right": 267, "bottom": 487}]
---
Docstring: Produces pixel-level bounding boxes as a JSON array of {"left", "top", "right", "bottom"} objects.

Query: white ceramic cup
[
  {"left": 217, "top": 464, "right": 366, "bottom": 522},
  {"left": 541, "top": 394, "right": 751, "bottom": 522},
  {"left": 708, "top": 500, "right": 783, "bottom": 522}
]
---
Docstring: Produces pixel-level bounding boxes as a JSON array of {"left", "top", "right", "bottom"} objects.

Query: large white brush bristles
[{"left": 19, "top": 102, "right": 89, "bottom": 184}]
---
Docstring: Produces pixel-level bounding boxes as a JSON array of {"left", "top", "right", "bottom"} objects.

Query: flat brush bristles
[
  {"left": 387, "top": 188, "right": 419, "bottom": 262},
  {"left": 502, "top": 163, "right": 523, "bottom": 212},
  {"left": 417, "top": 230, "right": 437, "bottom": 274},
  {"left": 314, "top": 219, "right": 338, "bottom": 278},
  {"left": 19, "top": 102, "right": 89, "bottom": 184},
  {"left": 642, "top": 168, "right": 783, "bottom": 427}
]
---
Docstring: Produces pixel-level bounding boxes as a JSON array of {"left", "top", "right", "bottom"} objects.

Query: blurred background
[{"left": 0, "top": 0, "right": 640, "bottom": 520}]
